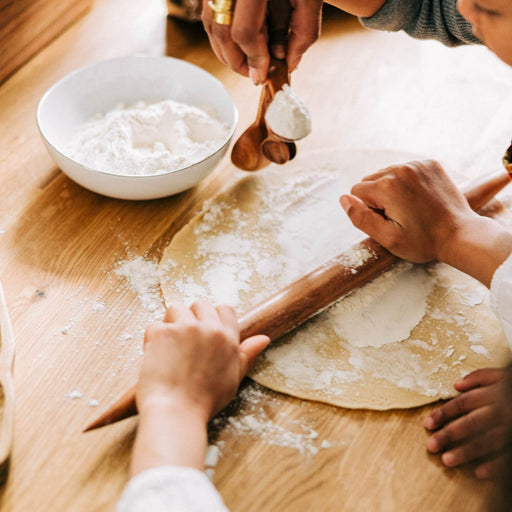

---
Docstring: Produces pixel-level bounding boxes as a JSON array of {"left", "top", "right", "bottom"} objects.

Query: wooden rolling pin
[{"left": 84, "top": 169, "right": 511, "bottom": 432}]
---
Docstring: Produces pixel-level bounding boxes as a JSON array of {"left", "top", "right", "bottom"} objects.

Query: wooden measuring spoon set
[{"left": 231, "top": 59, "right": 297, "bottom": 171}]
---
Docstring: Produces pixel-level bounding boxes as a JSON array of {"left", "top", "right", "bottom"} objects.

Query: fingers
[
  {"left": 437, "top": 424, "right": 508, "bottom": 470},
  {"left": 162, "top": 300, "right": 241, "bottom": 343},
  {"left": 214, "top": 303, "right": 241, "bottom": 343},
  {"left": 210, "top": 23, "right": 250, "bottom": 77},
  {"left": 286, "top": 0, "right": 322, "bottom": 71},
  {"left": 426, "top": 404, "right": 499, "bottom": 452},
  {"left": 474, "top": 453, "right": 507, "bottom": 480},
  {"left": 238, "top": 335, "right": 271, "bottom": 379},
  {"left": 203, "top": 0, "right": 321, "bottom": 81},
  {"left": 231, "top": 0, "right": 270, "bottom": 83},
  {"left": 202, "top": 5, "right": 229, "bottom": 64},
  {"left": 423, "top": 369, "right": 511, "bottom": 476},
  {"left": 453, "top": 367, "right": 505, "bottom": 392},
  {"left": 163, "top": 303, "right": 197, "bottom": 323},
  {"left": 424, "top": 386, "right": 499, "bottom": 431},
  {"left": 267, "top": 0, "right": 291, "bottom": 60},
  {"left": 340, "top": 194, "right": 403, "bottom": 245},
  {"left": 188, "top": 298, "right": 219, "bottom": 321}
]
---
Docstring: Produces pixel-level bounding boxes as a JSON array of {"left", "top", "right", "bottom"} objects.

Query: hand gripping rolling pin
[{"left": 84, "top": 167, "right": 512, "bottom": 432}]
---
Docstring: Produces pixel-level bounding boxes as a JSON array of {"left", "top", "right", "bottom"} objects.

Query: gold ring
[{"left": 209, "top": 0, "right": 234, "bottom": 25}]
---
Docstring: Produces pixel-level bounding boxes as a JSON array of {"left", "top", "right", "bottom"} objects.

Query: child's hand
[
  {"left": 136, "top": 299, "right": 270, "bottom": 423},
  {"left": 424, "top": 368, "right": 509, "bottom": 479},
  {"left": 340, "top": 159, "right": 476, "bottom": 264}
]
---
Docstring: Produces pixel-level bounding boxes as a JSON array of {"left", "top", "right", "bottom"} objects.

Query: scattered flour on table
[
  {"left": 65, "top": 390, "right": 100, "bottom": 406},
  {"left": 211, "top": 385, "right": 333, "bottom": 458},
  {"left": 203, "top": 383, "right": 335, "bottom": 479},
  {"left": 67, "top": 100, "right": 229, "bottom": 175},
  {"left": 91, "top": 300, "right": 106, "bottom": 313},
  {"left": 115, "top": 256, "right": 164, "bottom": 318}
]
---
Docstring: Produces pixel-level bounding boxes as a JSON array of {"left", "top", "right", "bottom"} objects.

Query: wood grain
[
  {"left": 0, "top": 1, "right": 510, "bottom": 510},
  {"left": 0, "top": 282, "right": 15, "bottom": 485},
  {"left": 0, "top": 0, "right": 92, "bottom": 84}
]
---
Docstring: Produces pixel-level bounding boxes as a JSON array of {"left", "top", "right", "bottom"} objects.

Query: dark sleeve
[{"left": 359, "top": 0, "right": 481, "bottom": 47}]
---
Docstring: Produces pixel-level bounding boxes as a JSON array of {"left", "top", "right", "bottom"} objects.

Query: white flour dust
[
  {"left": 68, "top": 100, "right": 229, "bottom": 175},
  {"left": 265, "top": 84, "right": 311, "bottom": 140},
  {"left": 161, "top": 169, "right": 368, "bottom": 312},
  {"left": 115, "top": 256, "right": 163, "bottom": 315},
  {"left": 329, "top": 264, "right": 434, "bottom": 348},
  {"left": 211, "top": 384, "right": 332, "bottom": 457}
]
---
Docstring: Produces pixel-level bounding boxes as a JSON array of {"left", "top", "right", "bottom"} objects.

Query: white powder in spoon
[
  {"left": 67, "top": 100, "right": 229, "bottom": 176},
  {"left": 265, "top": 84, "right": 312, "bottom": 140}
]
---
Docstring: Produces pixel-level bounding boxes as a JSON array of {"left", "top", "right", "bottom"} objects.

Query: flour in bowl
[{"left": 67, "top": 100, "right": 229, "bottom": 175}]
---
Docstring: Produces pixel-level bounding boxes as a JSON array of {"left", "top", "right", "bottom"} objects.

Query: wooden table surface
[{"left": 1, "top": 0, "right": 512, "bottom": 510}]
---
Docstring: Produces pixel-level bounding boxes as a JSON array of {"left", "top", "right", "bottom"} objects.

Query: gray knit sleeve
[{"left": 359, "top": 0, "right": 481, "bottom": 47}]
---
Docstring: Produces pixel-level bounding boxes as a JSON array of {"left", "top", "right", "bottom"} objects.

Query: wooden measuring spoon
[
  {"left": 261, "top": 59, "right": 297, "bottom": 164},
  {"left": 261, "top": 135, "right": 296, "bottom": 164},
  {"left": 230, "top": 84, "right": 272, "bottom": 171}
]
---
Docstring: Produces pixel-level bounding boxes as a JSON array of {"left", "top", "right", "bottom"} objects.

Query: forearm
[
  {"left": 325, "top": 0, "right": 386, "bottom": 18},
  {"left": 355, "top": 0, "right": 480, "bottom": 47},
  {"left": 131, "top": 396, "right": 208, "bottom": 477},
  {"left": 439, "top": 217, "right": 512, "bottom": 289}
]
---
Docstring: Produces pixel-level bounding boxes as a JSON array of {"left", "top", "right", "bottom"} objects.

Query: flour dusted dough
[{"left": 159, "top": 149, "right": 511, "bottom": 409}]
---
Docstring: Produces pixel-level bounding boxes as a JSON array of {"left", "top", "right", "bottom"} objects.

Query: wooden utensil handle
[
  {"left": 83, "top": 170, "right": 511, "bottom": 432},
  {"left": 256, "top": 82, "right": 273, "bottom": 125},
  {"left": 267, "top": 58, "right": 289, "bottom": 96},
  {"left": 239, "top": 239, "right": 396, "bottom": 340}
]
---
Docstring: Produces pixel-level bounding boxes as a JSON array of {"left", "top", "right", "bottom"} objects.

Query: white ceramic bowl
[{"left": 37, "top": 56, "right": 237, "bottom": 200}]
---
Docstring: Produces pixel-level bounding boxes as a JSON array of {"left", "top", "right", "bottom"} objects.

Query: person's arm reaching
[
  {"left": 325, "top": 0, "right": 386, "bottom": 18},
  {"left": 203, "top": 0, "right": 323, "bottom": 83},
  {"left": 341, "top": 160, "right": 512, "bottom": 480}
]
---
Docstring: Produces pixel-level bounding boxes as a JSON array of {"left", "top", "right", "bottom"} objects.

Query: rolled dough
[{"left": 159, "top": 149, "right": 511, "bottom": 409}]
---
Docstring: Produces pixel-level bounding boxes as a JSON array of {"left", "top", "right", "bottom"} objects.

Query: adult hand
[
  {"left": 424, "top": 367, "right": 510, "bottom": 479},
  {"left": 137, "top": 299, "right": 270, "bottom": 422},
  {"left": 340, "top": 159, "right": 512, "bottom": 287},
  {"left": 340, "top": 160, "right": 475, "bottom": 263},
  {"left": 202, "top": 0, "right": 323, "bottom": 83}
]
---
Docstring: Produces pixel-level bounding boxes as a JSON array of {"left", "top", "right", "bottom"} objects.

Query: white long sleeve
[
  {"left": 490, "top": 252, "right": 512, "bottom": 349},
  {"left": 117, "top": 466, "right": 229, "bottom": 512}
]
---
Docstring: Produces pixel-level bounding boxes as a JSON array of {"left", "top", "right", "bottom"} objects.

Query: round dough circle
[{"left": 159, "top": 149, "right": 510, "bottom": 409}]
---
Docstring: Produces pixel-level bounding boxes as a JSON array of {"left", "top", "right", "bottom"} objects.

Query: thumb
[
  {"left": 340, "top": 194, "right": 396, "bottom": 242},
  {"left": 238, "top": 335, "right": 271, "bottom": 381}
]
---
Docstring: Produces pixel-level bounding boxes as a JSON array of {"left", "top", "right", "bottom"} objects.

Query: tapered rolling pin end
[
  {"left": 464, "top": 169, "right": 512, "bottom": 212},
  {"left": 83, "top": 385, "right": 138, "bottom": 432}
]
